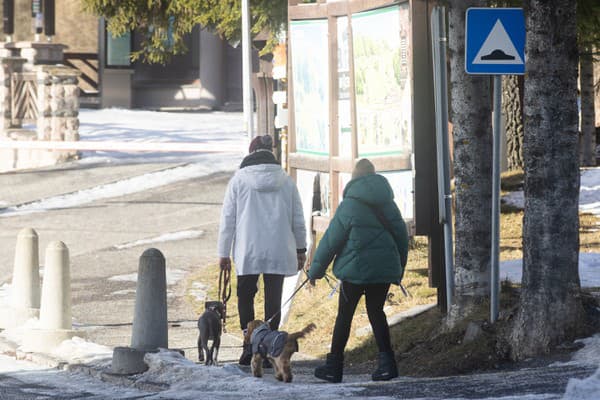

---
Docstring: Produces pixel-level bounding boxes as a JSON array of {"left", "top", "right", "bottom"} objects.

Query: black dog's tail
[{"left": 288, "top": 323, "right": 316, "bottom": 341}]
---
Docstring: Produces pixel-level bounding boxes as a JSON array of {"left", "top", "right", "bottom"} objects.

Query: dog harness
[{"left": 250, "top": 323, "right": 288, "bottom": 358}]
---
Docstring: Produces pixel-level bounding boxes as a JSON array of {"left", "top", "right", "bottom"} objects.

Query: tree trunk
[
  {"left": 447, "top": 0, "right": 492, "bottom": 325},
  {"left": 502, "top": 75, "right": 524, "bottom": 170},
  {"left": 579, "top": 46, "right": 596, "bottom": 167},
  {"left": 510, "top": 0, "right": 586, "bottom": 360}
]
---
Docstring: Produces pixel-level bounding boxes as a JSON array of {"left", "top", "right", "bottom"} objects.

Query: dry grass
[
  {"left": 186, "top": 168, "right": 600, "bottom": 370},
  {"left": 185, "top": 238, "right": 437, "bottom": 358}
]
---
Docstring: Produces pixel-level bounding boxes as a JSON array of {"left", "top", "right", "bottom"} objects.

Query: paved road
[
  {"left": 0, "top": 160, "right": 598, "bottom": 399},
  {"left": 0, "top": 160, "right": 233, "bottom": 362}
]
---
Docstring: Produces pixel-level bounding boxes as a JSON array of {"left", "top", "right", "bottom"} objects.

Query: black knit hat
[{"left": 249, "top": 135, "right": 273, "bottom": 153}]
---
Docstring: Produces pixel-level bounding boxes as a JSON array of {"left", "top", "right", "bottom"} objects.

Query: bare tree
[
  {"left": 447, "top": 0, "right": 493, "bottom": 324},
  {"left": 510, "top": 0, "right": 586, "bottom": 359}
]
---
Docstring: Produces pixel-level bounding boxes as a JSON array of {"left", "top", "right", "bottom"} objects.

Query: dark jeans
[
  {"left": 330, "top": 281, "right": 392, "bottom": 355},
  {"left": 237, "top": 273, "right": 285, "bottom": 331}
]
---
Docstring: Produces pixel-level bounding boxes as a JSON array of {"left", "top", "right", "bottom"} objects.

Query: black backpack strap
[{"left": 357, "top": 200, "right": 400, "bottom": 243}]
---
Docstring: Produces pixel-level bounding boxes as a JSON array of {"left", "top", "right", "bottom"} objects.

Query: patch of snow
[
  {"left": 563, "top": 366, "right": 600, "bottom": 400},
  {"left": 137, "top": 349, "right": 366, "bottom": 400},
  {"left": 107, "top": 289, "right": 136, "bottom": 296},
  {"left": 51, "top": 337, "right": 112, "bottom": 364},
  {"left": 108, "top": 268, "right": 187, "bottom": 286},
  {"left": 188, "top": 281, "right": 208, "bottom": 302},
  {"left": 500, "top": 253, "right": 600, "bottom": 287},
  {"left": 0, "top": 162, "right": 237, "bottom": 218},
  {"left": 502, "top": 168, "right": 600, "bottom": 218},
  {"left": 114, "top": 230, "right": 204, "bottom": 250},
  {"left": 107, "top": 272, "right": 137, "bottom": 283}
]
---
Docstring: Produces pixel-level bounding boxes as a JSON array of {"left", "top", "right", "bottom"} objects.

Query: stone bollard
[
  {"left": 0, "top": 228, "right": 41, "bottom": 329},
  {"left": 22, "top": 241, "right": 83, "bottom": 352},
  {"left": 112, "top": 248, "right": 169, "bottom": 374}
]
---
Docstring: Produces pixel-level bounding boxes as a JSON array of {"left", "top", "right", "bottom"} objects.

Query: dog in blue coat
[{"left": 245, "top": 319, "right": 316, "bottom": 382}]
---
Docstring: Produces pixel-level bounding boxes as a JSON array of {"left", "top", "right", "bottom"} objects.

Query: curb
[{"left": 0, "top": 334, "right": 168, "bottom": 394}]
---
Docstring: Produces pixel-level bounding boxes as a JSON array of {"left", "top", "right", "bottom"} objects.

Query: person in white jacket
[{"left": 217, "top": 135, "right": 307, "bottom": 366}]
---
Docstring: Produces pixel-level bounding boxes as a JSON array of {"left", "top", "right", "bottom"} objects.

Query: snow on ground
[
  {"left": 564, "top": 366, "right": 600, "bottom": 400},
  {"left": 113, "top": 230, "right": 205, "bottom": 250},
  {"left": 500, "top": 253, "right": 600, "bottom": 287},
  {"left": 108, "top": 268, "right": 187, "bottom": 286},
  {"left": 503, "top": 167, "right": 600, "bottom": 217},
  {"left": 1, "top": 109, "right": 600, "bottom": 398},
  {"left": 0, "top": 163, "right": 237, "bottom": 217},
  {"left": 78, "top": 108, "right": 248, "bottom": 165},
  {"left": 500, "top": 167, "right": 600, "bottom": 286},
  {"left": 0, "top": 354, "right": 148, "bottom": 399},
  {"left": 0, "top": 109, "right": 247, "bottom": 217}
]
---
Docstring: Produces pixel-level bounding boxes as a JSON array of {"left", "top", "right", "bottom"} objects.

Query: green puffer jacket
[{"left": 308, "top": 174, "right": 409, "bottom": 285}]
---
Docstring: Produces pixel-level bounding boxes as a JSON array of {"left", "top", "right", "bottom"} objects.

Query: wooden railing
[{"left": 63, "top": 52, "right": 99, "bottom": 98}]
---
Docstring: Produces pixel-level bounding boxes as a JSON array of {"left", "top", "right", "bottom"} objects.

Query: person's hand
[
  {"left": 219, "top": 257, "right": 231, "bottom": 272},
  {"left": 297, "top": 253, "right": 307, "bottom": 271}
]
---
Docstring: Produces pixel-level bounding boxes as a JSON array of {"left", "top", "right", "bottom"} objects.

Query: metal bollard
[
  {"left": 0, "top": 228, "right": 40, "bottom": 329},
  {"left": 112, "top": 248, "right": 169, "bottom": 374},
  {"left": 22, "top": 241, "right": 83, "bottom": 352}
]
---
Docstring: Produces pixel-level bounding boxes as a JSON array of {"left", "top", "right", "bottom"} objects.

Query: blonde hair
[{"left": 352, "top": 158, "right": 375, "bottom": 179}]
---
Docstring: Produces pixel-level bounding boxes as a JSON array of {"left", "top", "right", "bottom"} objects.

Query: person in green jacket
[{"left": 307, "top": 158, "right": 409, "bottom": 383}]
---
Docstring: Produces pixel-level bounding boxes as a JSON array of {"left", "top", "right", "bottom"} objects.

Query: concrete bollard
[
  {"left": 22, "top": 241, "right": 83, "bottom": 352},
  {"left": 0, "top": 228, "right": 41, "bottom": 329},
  {"left": 112, "top": 248, "right": 169, "bottom": 374}
]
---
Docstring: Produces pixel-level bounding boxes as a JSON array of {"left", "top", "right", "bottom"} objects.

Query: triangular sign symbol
[{"left": 473, "top": 19, "right": 523, "bottom": 65}]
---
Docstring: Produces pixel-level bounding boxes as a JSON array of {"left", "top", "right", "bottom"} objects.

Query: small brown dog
[{"left": 245, "top": 320, "right": 316, "bottom": 383}]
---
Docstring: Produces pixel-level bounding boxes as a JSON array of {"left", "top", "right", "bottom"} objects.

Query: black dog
[{"left": 197, "top": 301, "right": 224, "bottom": 365}]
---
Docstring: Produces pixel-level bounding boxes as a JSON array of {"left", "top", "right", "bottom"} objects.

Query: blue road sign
[{"left": 465, "top": 8, "right": 525, "bottom": 75}]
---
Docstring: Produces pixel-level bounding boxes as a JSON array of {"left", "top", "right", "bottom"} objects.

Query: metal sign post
[
  {"left": 431, "top": 6, "right": 454, "bottom": 311},
  {"left": 241, "top": 0, "right": 255, "bottom": 140},
  {"left": 465, "top": 8, "right": 525, "bottom": 323}
]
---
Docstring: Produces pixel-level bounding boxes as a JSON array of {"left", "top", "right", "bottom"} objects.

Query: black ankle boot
[
  {"left": 372, "top": 351, "right": 398, "bottom": 381},
  {"left": 314, "top": 353, "right": 343, "bottom": 383},
  {"left": 239, "top": 343, "right": 252, "bottom": 366}
]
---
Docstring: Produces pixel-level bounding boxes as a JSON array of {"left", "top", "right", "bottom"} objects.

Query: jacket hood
[
  {"left": 238, "top": 164, "right": 287, "bottom": 192},
  {"left": 343, "top": 174, "right": 394, "bottom": 205}
]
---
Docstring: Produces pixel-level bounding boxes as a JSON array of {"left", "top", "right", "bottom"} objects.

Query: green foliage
[
  {"left": 577, "top": 0, "right": 600, "bottom": 58},
  {"left": 195, "top": 1, "right": 287, "bottom": 54},
  {"left": 81, "top": 0, "right": 287, "bottom": 64}
]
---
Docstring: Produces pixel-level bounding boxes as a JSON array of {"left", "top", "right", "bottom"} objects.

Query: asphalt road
[{"left": 0, "top": 160, "right": 233, "bottom": 362}]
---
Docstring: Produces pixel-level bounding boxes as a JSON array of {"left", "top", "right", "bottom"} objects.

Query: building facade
[{"left": 1, "top": 0, "right": 244, "bottom": 110}]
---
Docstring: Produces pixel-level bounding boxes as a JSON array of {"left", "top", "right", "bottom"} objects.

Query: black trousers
[
  {"left": 237, "top": 273, "right": 285, "bottom": 331},
  {"left": 330, "top": 281, "right": 392, "bottom": 355}
]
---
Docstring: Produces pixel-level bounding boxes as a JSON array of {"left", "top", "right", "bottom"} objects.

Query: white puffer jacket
[{"left": 217, "top": 164, "right": 306, "bottom": 276}]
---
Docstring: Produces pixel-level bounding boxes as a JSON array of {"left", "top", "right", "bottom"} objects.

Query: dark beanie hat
[{"left": 249, "top": 135, "right": 273, "bottom": 153}]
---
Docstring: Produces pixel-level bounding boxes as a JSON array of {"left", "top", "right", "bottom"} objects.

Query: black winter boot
[
  {"left": 239, "top": 343, "right": 252, "bottom": 366},
  {"left": 371, "top": 352, "right": 398, "bottom": 381},
  {"left": 314, "top": 353, "right": 343, "bottom": 383}
]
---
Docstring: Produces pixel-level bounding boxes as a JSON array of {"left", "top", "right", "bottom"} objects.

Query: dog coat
[{"left": 251, "top": 323, "right": 288, "bottom": 358}]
